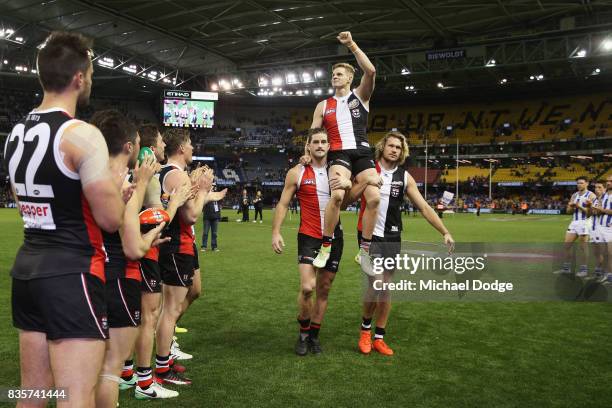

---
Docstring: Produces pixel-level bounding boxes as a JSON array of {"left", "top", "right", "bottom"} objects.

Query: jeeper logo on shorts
[
  {"left": 348, "top": 99, "right": 359, "bottom": 109},
  {"left": 351, "top": 109, "right": 361, "bottom": 118}
]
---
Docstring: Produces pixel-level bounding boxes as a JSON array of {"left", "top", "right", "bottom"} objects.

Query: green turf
[{"left": 0, "top": 209, "right": 610, "bottom": 407}]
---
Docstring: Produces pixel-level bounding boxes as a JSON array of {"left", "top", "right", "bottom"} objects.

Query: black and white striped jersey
[{"left": 358, "top": 162, "right": 409, "bottom": 239}]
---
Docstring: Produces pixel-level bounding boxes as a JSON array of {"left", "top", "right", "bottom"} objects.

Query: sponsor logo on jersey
[
  {"left": 20, "top": 201, "right": 56, "bottom": 230},
  {"left": 324, "top": 109, "right": 336, "bottom": 115},
  {"left": 303, "top": 178, "right": 316, "bottom": 185},
  {"left": 351, "top": 108, "right": 361, "bottom": 118},
  {"left": 348, "top": 98, "right": 360, "bottom": 109}
]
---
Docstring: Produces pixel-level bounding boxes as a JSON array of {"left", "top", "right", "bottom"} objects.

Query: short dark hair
[
  {"left": 37, "top": 31, "right": 93, "bottom": 93},
  {"left": 90, "top": 109, "right": 137, "bottom": 156},
  {"left": 576, "top": 176, "right": 588, "bottom": 182},
  {"left": 139, "top": 123, "right": 160, "bottom": 148},
  {"left": 163, "top": 128, "right": 191, "bottom": 157},
  {"left": 306, "top": 127, "right": 327, "bottom": 144}
]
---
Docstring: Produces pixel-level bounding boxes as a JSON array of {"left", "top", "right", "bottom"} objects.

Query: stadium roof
[{"left": 1, "top": 0, "right": 612, "bottom": 96}]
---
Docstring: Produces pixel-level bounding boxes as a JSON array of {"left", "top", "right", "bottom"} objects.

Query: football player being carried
[
  {"left": 272, "top": 128, "right": 352, "bottom": 355},
  {"left": 344, "top": 132, "right": 454, "bottom": 355},
  {"left": 310, "top": 31, "right": 381, "bottom": 276}
]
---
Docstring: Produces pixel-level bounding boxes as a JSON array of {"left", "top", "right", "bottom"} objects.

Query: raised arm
[
  {"left": 272, "top": 166, "right": 299, "bottom": 254},
  {"left": 338, "top": 31, "right": 376, "bottom": 103}
]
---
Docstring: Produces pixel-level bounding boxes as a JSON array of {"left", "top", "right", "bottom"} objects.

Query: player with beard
[
  {"left": 91, "top": 110, "right": 182, "bottom": 405},
  {"left": 311, "top": 31, "right": 381, "bottom": 276},
  {"left": 3, "top": 31, "right": 126, "bottom": 407},
  {"left": 154, "top": 129, "right": 227, "bottom": 385},
  {"left": 272, "top": 128, "right": 351, "bottom": 355},
  {"left": 346, "top": 132, "right": 454, "bottom": 355}
]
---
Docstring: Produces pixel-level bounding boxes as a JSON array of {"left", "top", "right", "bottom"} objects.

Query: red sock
[{"left": 137, "top": 367, "right": 153, "bottom": 389}]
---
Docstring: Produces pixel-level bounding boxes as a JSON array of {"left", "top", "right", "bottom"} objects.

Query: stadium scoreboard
[{"left": 162, "top": 89, "right": 218, "bottom": 129}]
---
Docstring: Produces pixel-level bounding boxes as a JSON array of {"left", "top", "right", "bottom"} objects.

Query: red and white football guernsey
[
  {"left": 296, "top": 164, "right": 330, "bottom": 239},
  {"left": 321, "top": 91, "right": 369, "bottom": 151}
]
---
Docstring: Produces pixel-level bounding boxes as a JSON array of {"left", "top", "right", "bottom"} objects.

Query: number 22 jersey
[{"left": 3, "top": 108, "right": 106, "bottom": 281}]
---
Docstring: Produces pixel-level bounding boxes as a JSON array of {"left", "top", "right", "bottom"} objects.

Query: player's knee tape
[{"left": 99, "top": 373, "right": 122, "bottom": 383}]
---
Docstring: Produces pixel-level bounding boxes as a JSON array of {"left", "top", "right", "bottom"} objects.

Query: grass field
[{"left": 0, "top": 209, "right": 611, "bottom": 407}]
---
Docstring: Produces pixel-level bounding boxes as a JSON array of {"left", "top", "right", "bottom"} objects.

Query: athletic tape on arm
[
  {"left": 63, "top": 124, "right": 112, "bottom": 186},
  {"left": 143, "top": 176, "right": 163, "bottom": 208}
]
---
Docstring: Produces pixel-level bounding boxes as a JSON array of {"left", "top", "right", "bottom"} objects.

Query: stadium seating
[
  {"left": 290, "top": 93, "right": 611, "bottom": 146},
  {"left": 407, "top": 167, "right": 441, "bottom": 184},
  {"left": 440, "top": 166, "right": 490, "bottom": 183}
]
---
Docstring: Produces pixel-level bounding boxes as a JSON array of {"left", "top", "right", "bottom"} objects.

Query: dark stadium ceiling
[{"left": 1, "top": 0, "right": 612, "bottom": 97}]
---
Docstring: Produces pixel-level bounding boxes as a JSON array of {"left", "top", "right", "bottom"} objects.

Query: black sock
[
  {"left": 361, "top": 317, "right": 372, "bottom": 331},
  {"left": 322, "top": 235, "right": 333, "bottom": 247},
  {"left": 298, "top": 317, "right": 310, "bottom": 340},
  {"left": 360, "top": 237, "right": 372, "bottom": 251},
  {"left": 374, "top": 326, "right": 386, "bottom": 340},
  {"left": 310, "top": 322, "right": 321, "bottom": 339}
]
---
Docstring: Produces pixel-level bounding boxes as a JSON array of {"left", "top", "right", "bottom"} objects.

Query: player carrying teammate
[
  {"left": 272, "top": 128, "right": 351, "bottom": 355},
  {"left": 560, "top": 176, "right": 596, "bottom": 276},
  {"left": 310, "top": 31, "right": 380, "bottom": 275},
  {"left": 154, "top": 129, "right": 226, "bottom": 385},
  {"left": 348, "top": 132, "right": 454, "bottom": 355},
  {"left": 3, "top": 31, "right": 126, "bottom": 407}
]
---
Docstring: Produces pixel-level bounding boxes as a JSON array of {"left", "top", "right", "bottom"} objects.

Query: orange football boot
[
  {"left": 358, "top": 330, "right": 372, "bottom": 354},
  {"left": 373, "top": 339, "right": 394, "bottom": 356}
]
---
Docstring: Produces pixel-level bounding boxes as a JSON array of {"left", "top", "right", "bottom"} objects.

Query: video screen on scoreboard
[{"left": 161, "top": 90, "right": 218, "bottom": 129}]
